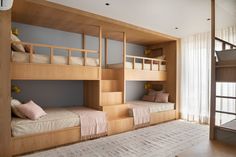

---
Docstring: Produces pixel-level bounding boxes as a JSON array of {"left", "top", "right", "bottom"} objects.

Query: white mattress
[
  {"left": 108, "top": 62, "right": 166, "bottom": 71},
  {"left": 127, "top": 101, "right": 175, "bottom": 116},
  {"left": 11, "top": 108, "right": 80, "bottom": 137},
  {"left": 12, "top": 51, "right": 99, "bottom": 67}
]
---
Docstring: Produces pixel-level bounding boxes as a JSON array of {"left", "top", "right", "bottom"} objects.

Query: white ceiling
[{"left": 47, "top": 0, "right": 236, "bottom": 38}]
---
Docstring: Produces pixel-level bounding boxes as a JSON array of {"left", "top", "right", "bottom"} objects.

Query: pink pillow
[
  {"left": 142, "top": 95, "right": 155, "bottom": 102},
  {"left": 155, "top": 93, "right": 169, "bottom": 103},
  {"left": 148, "top": 89, "right": 163, "bottom": 96},
  {"left": 16, "top": 100, "right": 47, "bottom": 120}
]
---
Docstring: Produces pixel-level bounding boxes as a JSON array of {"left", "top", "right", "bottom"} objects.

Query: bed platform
[
  {"left": 11, "top": 107, "right": 107, "bottom": 155},
  {"left": 127, "top": 101, "right": 176, "bottom": 125}
]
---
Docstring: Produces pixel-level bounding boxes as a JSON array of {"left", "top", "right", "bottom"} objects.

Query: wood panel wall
[
  {"left": 0, "top": 10, "right": 12, "bottom": 157},
  {"left": 148, "top": 41, "right": 178, "bottom": 117}
]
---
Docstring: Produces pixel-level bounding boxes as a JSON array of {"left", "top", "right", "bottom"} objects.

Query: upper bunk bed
[
  {"left": 11, "top": 31, "right": 102, "bottom": 80},
  {"left": 215, "top": 37, "right": 236, "bottom": 82},
  {"left": 11, "top": 0, "right": 178, "bottom": 81}
]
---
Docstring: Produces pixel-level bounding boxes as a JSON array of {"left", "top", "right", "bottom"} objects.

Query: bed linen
[
  {"left": 12, "top": 51, "right": 99, "bottom": 67},
  {"left": 11, "top": 108, "right": 80, "bottom": 137},
  {"left": 68, "top": 107, "right": 108, "bottom": 140}
]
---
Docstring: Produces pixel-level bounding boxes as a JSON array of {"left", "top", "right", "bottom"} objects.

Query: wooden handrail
[
  {"left": 126, "top": 55, "right": 166, "bottom": 62},
  {"left": 215, "top": 37, "right": 236, "bottom": 49},
  {"left": 11, "top": 41, "right": 98, "bottom": 53}
]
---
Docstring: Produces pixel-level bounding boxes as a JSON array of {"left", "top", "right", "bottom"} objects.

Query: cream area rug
[{"left": 21, "top": 120, "right": 208, "bottom": 157}]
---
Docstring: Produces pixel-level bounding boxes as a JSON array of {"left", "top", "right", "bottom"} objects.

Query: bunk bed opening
[{"left": 11, "top": 25, "right": 102, "bottom": 81}]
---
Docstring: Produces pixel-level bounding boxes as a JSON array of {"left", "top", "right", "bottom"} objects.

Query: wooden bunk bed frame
[{"left": 0, "top": 0, "right": 180, "bottom": 156}]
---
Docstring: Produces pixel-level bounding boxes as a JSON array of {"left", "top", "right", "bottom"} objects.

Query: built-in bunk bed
[
  {"left": 10, "top": 17, "right": 106, "bottom": 156},
  {"left": 211, "top": 37, "right": 236, "bottom": 143},
  {"left": 104, "top": 31, "right": 178, "bottom": 129}
]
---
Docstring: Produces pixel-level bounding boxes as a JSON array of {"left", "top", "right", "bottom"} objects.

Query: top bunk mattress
[
  {"left": 107, "top": 62, "right": 166, "bottom": 71},
  {"left": 12, "top": 51, "right": 99, "bottom": 67},
  {"left": 127, "top": 100, "right": 175, "bottom": 116},
  {"left": 11, "top": 108, "right": 81, "bottom": 137}
]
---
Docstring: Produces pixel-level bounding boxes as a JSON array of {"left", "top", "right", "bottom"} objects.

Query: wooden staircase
[{"left": 101, "top": 69, "right": 134, "bottom": 135}]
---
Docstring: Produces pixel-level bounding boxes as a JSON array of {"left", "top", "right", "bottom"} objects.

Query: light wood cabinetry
[{"left": 108, "top": 117, "right": 134, "bottom": 135}]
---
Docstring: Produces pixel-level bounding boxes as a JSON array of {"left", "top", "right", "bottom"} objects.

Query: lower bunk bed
[
  {"left": 11, "top": 107, "right": 107, "bottom": 156},
  {"left": 127, "top": 100, "right": 176, "bottom": 127}
]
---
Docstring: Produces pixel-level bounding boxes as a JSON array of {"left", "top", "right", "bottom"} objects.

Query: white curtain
[
  {"left": 180, "top": 32, "right": 211, "bottom": 124},
  {"left": 180, "top": 25, "right": 236, "bottom": 124}
]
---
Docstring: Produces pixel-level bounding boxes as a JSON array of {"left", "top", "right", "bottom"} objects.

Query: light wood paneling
[
  {"left": 11, "top": 63, "right": 101, "bottom": 80},
  {"left": 150, "top": 110, "right": 176, "bottom": 125},
  {"left": 0, "top": 10, "right": 12, "bottom": 157},
  {"left": 101, "top": 92, "right": 123, "bottom": 106},
  {"left": 216, "top": 67, "right": 236, "bottom": 82},
  {"left": 102, "top": 104, "right": 129, "bottom": 120},
  {"left": 102, "top": 80, "right": 121, "bottom": 92},
  {"left": 108, "top": 117, "right": 134, "bottom": 135},
  {"left": 125, "top": 69, "right": 167, "bottom": 81},
  {"left": 84, "top": 81, "right": 101, "bottom": 110},
  {"left": 12, "top": 0, "right": 178, "bottom": 46},
  {"left": 102, "top": 69, "right": 122, "bottom": 80},
  {"left": 12, "top": 127, "right": 81, "bottom": 156}
]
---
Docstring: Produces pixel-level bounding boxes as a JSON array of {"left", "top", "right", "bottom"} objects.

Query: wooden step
[
  {"left": 108, "top": 117, "right": 134, "bottom": 135},
  {"left": 102, "top": 69, "right": 122, "bottom": 80},
  {"left": 102, "top": 104, "right": 129, "bottom": 119},
  {"left": 102, "top": 80, "right": 121, "bottom": 92},
  {"left": 101, "top": 92, "right": 122, "bottom": 106}
]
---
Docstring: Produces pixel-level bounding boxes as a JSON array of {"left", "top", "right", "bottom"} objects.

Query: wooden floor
[{"left": 177, "top": 140, "right": 236, "bottom": 157}]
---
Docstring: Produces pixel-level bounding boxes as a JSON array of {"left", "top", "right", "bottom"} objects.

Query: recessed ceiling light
[
  {"left": 105, "top": 3, "right": 110, "bottom": 6},
  {"left": 175, "top": 27, "right": 179, "bottom": 30},
  {"left": 207, "top": 18, "right": 211, "bottom": 21}
]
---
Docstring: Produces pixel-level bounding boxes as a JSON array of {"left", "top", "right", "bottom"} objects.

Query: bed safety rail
[
  {"left": 11, "top": 41, "right": 99, "bottom": 66},
  {"left": 126, "top": 55, "right": 166, "bottom": 71}
]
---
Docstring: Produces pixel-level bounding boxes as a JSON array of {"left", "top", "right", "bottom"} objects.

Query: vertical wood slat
[
  {"left": 84, "top": 51, "right": 87, "bottom": 66},
  {"left": 67, "top": 49, "right": 71, "bottom": 65},
  {"left": 151, "top": 60, "right": 153, "bottom": 71},
  {"left": 0, "top": 10, "right": 12, "bottom": 157},
  {"left": 82, "top": 33, "right": 85, "bottom": 59},
  {"left": 29, "top": 45, "right": 33, "bottom": 63},
  {"left": 158, "top": 61, "right": 161, "bottom": 71},
  {"left": 105, "top": 38, "right": 108, "bottom": 68},
  {"left": 50, "top": 47, "right": 54, "bottom": 64},
  {"left": 99, "top": 26, "right": 102, "bottom": 67},
  {"left": 133, "top": 57, "right": 136, "bottom": 69},
  {"left": 210, "top": 0, "right": 216, "bottom": 140},
  {"left": 142, "top": 59, "right": 145, "bottom": 70},
  {"left": 123, "top": 32, "right": 127, "bottom": 104}
]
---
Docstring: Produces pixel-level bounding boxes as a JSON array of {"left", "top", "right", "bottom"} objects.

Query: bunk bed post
[
  {"left": 50, "top": 47, "right": 54, "bottom": 64},
  {"left": 123, "top": 32, "right": 127, "bottom": 103},
  {"left": 0, "top": 10, "right": 12, "bottom": 157},
  {"left": 210, "top": 0, "right": 216, "bottom": 140},
  {"left": 99, "top": 26, "right": 102, "bottom": 68},
  {"left": 105, "top": 37, "right": 108, "bottom": 68},
  {"left": 29, "top": 45, "right": 33, "bottom": 63}
]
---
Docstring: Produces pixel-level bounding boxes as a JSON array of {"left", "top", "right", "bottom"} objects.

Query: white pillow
[
  {"left": 11, "top": 33, "right": 25, "bottom": 52},
  {"left": 11, "top": 99, "right": 26, "bottom": 118}
]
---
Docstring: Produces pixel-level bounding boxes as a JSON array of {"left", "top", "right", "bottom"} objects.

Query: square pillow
[
  {"left": 16, "top": 100, "right": 47, "bottom": 120},
  {"left": 148, "top": 89, "right": 163, "bottom": 96},
  {"left": 11, "top": 33, "right": 25, "bottom": 52},
  {"left": 11, "top": 99, "right": 26, "bottom": 118},
  {"left": 155, "top": 93, "right": 169, "bottom": 103},
  {"left": 24, "top": 45, "right": 35, "bottom": 54},
  {"left": 142, "top": 95, "right": 155, "bottom": 102}
]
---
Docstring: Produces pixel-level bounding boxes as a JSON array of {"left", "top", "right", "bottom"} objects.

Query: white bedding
[
  {"left": 12, "top": 51, "right": 99, "bottom": 67},
  {"left": 108, "top": 62, "right": 166, "bottom": 71},
  {"left": 127, "top": 101, "right": 175, "bottom": 116},
  {"left": 11, "top": 108, "right": 81, "bottom": 137}
]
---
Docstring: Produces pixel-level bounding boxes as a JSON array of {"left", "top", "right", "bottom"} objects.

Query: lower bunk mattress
[
  {"left": 127, "top": 100, "right": 175, "bottom": 117},
  {"left": 11, "top": 108, "right": 81, "bottom": 137}
]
